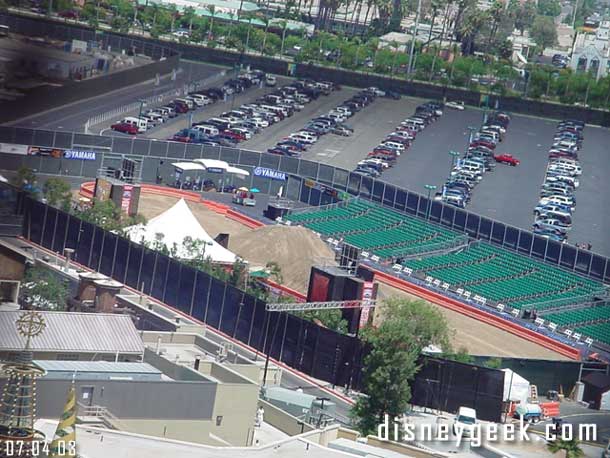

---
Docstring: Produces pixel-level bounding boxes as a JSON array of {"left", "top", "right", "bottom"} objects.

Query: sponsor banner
[
  {"left": 253, "top": 166, "right": 287, "bottom": 181},
  {"left": 0, "top": 143, "right": 29, "bottom": 155},
  {"left": 206, "top": 167, "right": 225, "bottom": 174},
  {"left": 28, "top": 146, "right": 63, "bottom": 158},
  {"left": 64, "top": 149, "right": 96, "bottom": 160},
  {"left": 121, "top": 185, "right": 133, "bottom": 213},
  {"left": 95, "top": 178, "right": 112, "bottom": 202},
  {"left": 359, "top": 281, "right": 375, "bottom": 329}
]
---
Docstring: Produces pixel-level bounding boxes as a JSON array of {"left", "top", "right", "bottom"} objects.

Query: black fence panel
[
  {"left": 99, "top": 233, "right": 117, "bottom": 277},
  {"left": 192, "top": 270, "right": 213, "bottom": 322},
  {"left": 151, "top": 253, "right": 170, "bottom": 301},
  {"left": 411, "top": 357, "right": 504, "bottom": 422},
  {"left": 112, "top": 237, "right": 130, "bottom": 284},
  {"left": 219, "top": 284, "right": 241, "bottom": 336},
  {"left": 90, "top": 226, "right": 105, "bottom": 272},
  {"left": 164, "top": 260, "right": 182, "bottom": 308},
  {"left": 177, "top": 265, "right": 196, "bottom": 315}
]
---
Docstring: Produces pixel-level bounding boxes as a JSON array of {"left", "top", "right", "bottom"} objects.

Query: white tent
[
  {"left": 502, "top": 368, "right": 531, "bottom": 405},
  {"left": 125, "top": 198, "right": 237, "bottom": 264},
  {"left": 194, "top": 159, "right": 250, "bottom": 177}
]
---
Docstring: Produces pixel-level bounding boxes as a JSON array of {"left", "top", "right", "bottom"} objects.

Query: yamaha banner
[{"left": 253, "top": 166, "right": 287, "bottom": 181}]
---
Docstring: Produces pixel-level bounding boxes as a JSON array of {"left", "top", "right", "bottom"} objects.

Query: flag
[{"left": 49, "top": 385, "right": 77, "bottom": 457}]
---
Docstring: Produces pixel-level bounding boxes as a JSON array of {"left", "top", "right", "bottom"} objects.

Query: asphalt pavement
[{"left": 10, "top": 60, "right": 223, "bottom": 133}]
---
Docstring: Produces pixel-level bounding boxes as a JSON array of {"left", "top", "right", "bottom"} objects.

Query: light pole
[
  {"left": 137, "top": 98, "right": 146, "bottom": 120},
  {"left": 424, "top": 184, "right": 437, "bottom": 221},
  {"left": 448, "top": 150, "right": 460, "bottom": 178},
  {"left": 466, "top": 126, "right": 477, "bottom": 150}
]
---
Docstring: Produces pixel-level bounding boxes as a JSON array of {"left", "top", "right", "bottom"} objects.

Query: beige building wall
[
  {"left": 197, "top": 361, "right": 259, "bottom": 446},
  {"left": 117, "top": 418, "right": 228, "bottom": 446}
]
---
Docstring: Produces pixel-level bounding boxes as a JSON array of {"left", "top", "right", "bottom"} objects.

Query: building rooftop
[
  {"left": 35, "top": 360, "right": 162, "bottom": 381},
  {"left": 33, "top": 421, "right": 362, "bottom": 458},
  {"left": 0, "top": 311, "right": 144, "bottom": 355}
]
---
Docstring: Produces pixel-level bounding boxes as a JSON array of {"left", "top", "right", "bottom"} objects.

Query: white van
[
  {"left": 539, "top": 195, "right": 575, "bottom": 209},
  {"left": 406, "top": 117, "right": 425, "bottom": 128},
  {"left": 453, "top": 407, "right": 477, "bottom": 437},
  {"left": 455, "top": 163, "right": 484, "bottom": 175},
  {"left": 192, "top": 124, "right": 219, "bottom": 136},
  {"left": 175, "top": 98, "right": 194, "bottom": 109},
  {"left": 121, "top": 116, "right": 148, "bottom": 133},
  {"left": 380, "top": 141, "right": 405, "bottom": 152},
  {"left": 549, "top": 157, "right": 579, "bottom": 167},
  {"left": 401, "top": 119, "right": 424, "bottom": 131},
  {"left": 548, "top": 163, "right": 581, "bottom": 176},
  {"left": 461, "top": 159, "right": 485, "bottom": 170},
  {"left": 190, "top": 94, "right": 212, "bottom": 105},
  {"left": 290, "top": 132, "right": 317, "bottom": 144}
]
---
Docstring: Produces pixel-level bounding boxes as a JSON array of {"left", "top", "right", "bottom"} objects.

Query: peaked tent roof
[
  {"left": 125, "top": 198, "right": 237, "bottom": 264},
  {"left": 127, "top": 199, "right": 237, "bottom": 264}
]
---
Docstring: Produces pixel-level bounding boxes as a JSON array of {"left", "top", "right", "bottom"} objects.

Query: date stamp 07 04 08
[{"left": 2, "top": 440, "right": 76, "bottom": 457}]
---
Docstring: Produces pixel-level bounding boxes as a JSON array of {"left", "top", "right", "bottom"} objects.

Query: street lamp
[
  {"left": 424, "top": 184, "right": 437, "bottom": 221},
  {"left": 466, "top": 126, "right": 477, "bottom": 150},
  {"left": 137, "top": 98, "right": 146, "bottom": 120},
  {"left": 448, "top": 150, "right": 460, "bottom": 178}
]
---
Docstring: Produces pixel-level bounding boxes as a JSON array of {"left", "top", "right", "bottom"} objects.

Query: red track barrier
[
  {"left": 368, "top": 267, "right": 581, "bottom": 360},
  {"left": 79, "top": 182, "right": 264, "bottom": 229}
]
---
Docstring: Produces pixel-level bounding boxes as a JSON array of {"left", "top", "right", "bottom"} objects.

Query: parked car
[
  {"left": 493, "top": 154, "right": 520, "bottom": 166},
  {"left": 445, "top": 101, "right": 465, "bottom": 110},
  {"left": 111, "top": 122, "right": 138, "bottom": 135}
]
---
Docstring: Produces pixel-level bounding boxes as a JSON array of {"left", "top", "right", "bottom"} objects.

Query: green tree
[
  {"left": 206, "top": 4, "right": 216, "bottom": 40},
  {"left": 265, "top": 261, "right": 283, "bottom": 284},
  {"left": 76, "top": 199, "right": 124, "bottom": 232},
  {"left": 352, "top": 297, "right": 451, "bottom": 435},
  {"left": 298, "top": 309, "right": 348, "bottom": 333},
  {"left": 547, "top": 437, "right": 585, "bottom": 458},
  {"left": 537, "top": 0, "right": 561, "bottom": 17},
  {"left": 445, "top": 346, "right": 475, "bottom": 364},
  {"left": 12, "top": 167, "right": 38, "bottom": 194},
  {"left": 42, "top": 177, "right": 72, "bottom": 211},
  {"left": 530, "top": 15, "right": 557, "bottom": 49},
  {"left": 20, "top": 266, "right": 68, "bottom": 311},
  {"left": 483, "top": 357, "right": 503, "bottom": 369}
]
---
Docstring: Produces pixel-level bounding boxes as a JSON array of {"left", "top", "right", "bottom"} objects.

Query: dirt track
[{"left": 376, "top": 283, "right": 568, "bottom": 360}]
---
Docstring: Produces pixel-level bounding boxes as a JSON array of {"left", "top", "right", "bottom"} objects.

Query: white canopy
[
  {"left": 502, "top": 368, "right": 531, "bottom": 405},
  {"left": 172, "top": 162, "right": 205, "bottom": 171},
  {"left": 125, "top": 198, "right": 237, "bottom": 264},
  {"left": 194, "top": 159, "right": 250, "bottom": 177}
]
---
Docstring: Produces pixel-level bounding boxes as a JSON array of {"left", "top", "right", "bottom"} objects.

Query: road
[{"left": 10, "top": 60, "right": 224, "bottom": 133}]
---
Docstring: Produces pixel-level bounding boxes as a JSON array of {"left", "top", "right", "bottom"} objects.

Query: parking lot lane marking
[{"left": 325, "top": 149, "right": 340, "bottom": 153}]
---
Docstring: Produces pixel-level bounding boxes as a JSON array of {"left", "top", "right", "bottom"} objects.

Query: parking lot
[
  {"left": 42, "top": 61, "right": 608, "bottom": 258},
  {"left": 291, "top": 99, "right": 610, "bottom": 257}
]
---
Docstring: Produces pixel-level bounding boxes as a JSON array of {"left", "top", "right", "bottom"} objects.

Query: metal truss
[{"left": 266, "top": 299, "right": 376, "bottom": 312}]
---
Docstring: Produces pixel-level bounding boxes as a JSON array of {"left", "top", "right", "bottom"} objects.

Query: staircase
[{"left": 77, "top": 403, "right": 123, "bottom": 430}]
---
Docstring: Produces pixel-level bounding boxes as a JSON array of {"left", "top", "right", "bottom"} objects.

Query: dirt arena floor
[
  {"left": 376, "top": 283, "right": 568, "bottom": 360},
  {"left": 137, "top": 194, "right": 569, "bottom": 360},
  {"left": 137, "top": 194, "right": 335, "bottom": 292}
]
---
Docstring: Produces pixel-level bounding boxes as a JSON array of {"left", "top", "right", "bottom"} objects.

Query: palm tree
[
  {"left": 206, "top": 4, "right": 216, "bottom": 40},
  {"left": 390, "top": 40, "right": 400, "bottom": 74},
  {"left": 278, "top": 19, "right": 289, "bottom": 55},
  {"left": 547, "top": 438, "right": 584, "bottom": 458},
  {"left": 266, "top": 262, "right": 283, "bottom": 284},
  {"left": 260, "top": 15, "right": 271, "bottom": 54},
  {"left": 242, "top": 12, "right": 255, "bottom": 50}
]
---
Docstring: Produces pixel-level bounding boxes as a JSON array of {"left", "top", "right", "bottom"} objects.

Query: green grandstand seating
[
  {"left": 574, "top": 322, "right": 610, "bottom": 345},
  {"left": 286, "top": 198, "right": 608, "bottom": 345},
  {"left": 541, "top": 305, "right": 610, "bottom": 327},
  {"left": 402, "top": 243, "right": 606, "bottom": 316}
]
